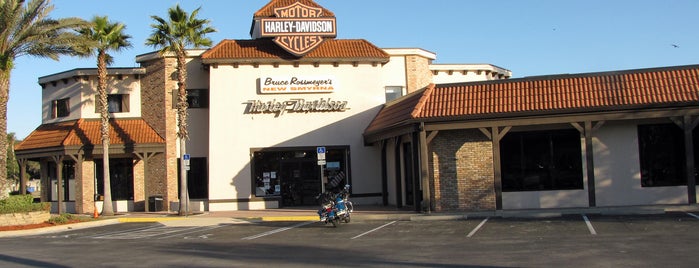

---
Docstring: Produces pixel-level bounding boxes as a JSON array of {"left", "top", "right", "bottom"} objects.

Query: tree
[
  {"left": 146, "top": 4, "right": 215, "bottom": 216},
  {"left": 6, "top": 132, "right": 18, "bottom": 190},
  {"left": 77, "top": 16, "right": 132, "bottom": 216},
  {"left": 0, "top": 0, "right": 89, "bottom": 198}
]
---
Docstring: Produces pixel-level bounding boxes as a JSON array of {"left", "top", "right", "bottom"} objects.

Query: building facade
[
  {"left": 15, "top": 0, "right": 511, "bottom": 213},
  {"left": 16, "top": 0, "right": 699, "bottom": 214},
  {"left": 365, "top": 65, "right": 699, "bottom": 211}
]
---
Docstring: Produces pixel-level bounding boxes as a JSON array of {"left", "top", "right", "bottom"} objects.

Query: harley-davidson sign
[
  {"left": 244, "top": 98, "right": 348, "bottom": 117},
  {"left": 256, "top": 2, "right": 336, "bottom": 56}
]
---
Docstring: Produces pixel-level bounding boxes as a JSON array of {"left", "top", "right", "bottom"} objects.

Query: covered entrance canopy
[
  {"left": 364, "top": 65, "right": 699, "bottom": 212},
  {"left": 15, "top": 118, "right": 165, "bottom": 214}
]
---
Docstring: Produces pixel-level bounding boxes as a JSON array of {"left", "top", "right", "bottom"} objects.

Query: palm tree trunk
[
  {"left": 0, "top": 70, "right": 9, "bottom": 199},
  {"left": 98, "top": 51, "right": 114, "bottom": 216},
  {"left": 176, "top": 51, "right": 189, "bottom": 216}
]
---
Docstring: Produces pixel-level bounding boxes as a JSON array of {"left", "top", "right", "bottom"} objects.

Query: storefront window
[
  {"left": 638, "top": 124, "right": 686, "bottom": 187},
  {"left": 500, "top": 129, "right": 584, "bottom": 191},
  {"left": 252, "top": 147, "right": 349, "bottom": 206},
  {"left": 95, "top": 158, "right": 134, "bottom": 200},
  {"left": 178, "top": 157, "right": 209, "bottom": 199},
  {"left": 48, "top": 161, "right": 75, "bottom": 201}
]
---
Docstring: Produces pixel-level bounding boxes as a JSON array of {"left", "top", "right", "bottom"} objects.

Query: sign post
[
  {"left": 183, "top": 153, "right": 190, "bottom": 216},
  {"left": 317, "top": 147, "right": 326, "bottom": 192}
]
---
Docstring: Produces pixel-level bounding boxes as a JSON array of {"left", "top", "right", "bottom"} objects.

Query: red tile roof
[
  {"left": 201, "top": 39, "right": 389, "bottom": 62},
  {"left": 16, "top": 118, "right": 165, "bottom": 151},
  {"left": 254, "top": 0, "right": 335, "bottom": 18},
  {"left": 365, "top": 65, "right": 699, "bottom": 135}
]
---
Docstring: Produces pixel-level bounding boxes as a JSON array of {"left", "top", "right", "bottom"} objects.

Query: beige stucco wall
[
  {"left": 41, "top": 72, "right": 143, "bottom": 124},
  {"left": 208, "top": 62, "right": 385, "bottom": 209},
  {"left": 594, "top": 121, "right": 687, "bottom": 206}
]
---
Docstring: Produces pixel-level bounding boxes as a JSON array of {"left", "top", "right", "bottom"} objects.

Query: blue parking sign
[
  {"left": 317, "top": 147, "right": 325, "bottom": 154},
  {"left": 183, "top": 154, "right": 190, "bottom": 160}
]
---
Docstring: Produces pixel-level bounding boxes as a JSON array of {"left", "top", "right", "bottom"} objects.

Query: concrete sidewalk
[
  {"left": 2, "top": 204, "right": 698, "bottom": 238},
  {"left": 94, "top": 203, "right": 699, "bottom": 224},
  {"left": 122, "top": 205, "right": 422, "bottom": 224}
]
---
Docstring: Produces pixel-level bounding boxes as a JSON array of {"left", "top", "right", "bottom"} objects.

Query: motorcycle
[{"left": 317, "top": 184, "right": 353, "bottom": 227}]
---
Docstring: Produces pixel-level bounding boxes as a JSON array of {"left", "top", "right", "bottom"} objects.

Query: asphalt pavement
[{"left": 1, "top": 203, "right": 698, "bottom": 238}]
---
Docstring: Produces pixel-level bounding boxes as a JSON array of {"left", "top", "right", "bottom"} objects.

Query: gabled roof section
[
  {"left": 363, "top": 85, "right": 434, "bottom": 135},
  {"left": 16, "top": 118, "right": 165, "bottom": 152},
  {"left": 254, "top": 0, "right": 334, "bottom": 18},
  {"left": 15, "top": 120, "right": 76, "bottom": 151},
  {"left": 364, "top": 64, "right": 699, "bottom": 135},
  {"left": 201, "top": 39, "right": 389, "bottom": 63}
]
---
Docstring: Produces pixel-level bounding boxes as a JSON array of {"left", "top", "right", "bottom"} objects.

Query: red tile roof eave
[
  {"left": 201, "top": 57, "right": 390, "bottom": 65},
  {"left": 15, "top": 118, "right": 165, "bottom": 153},
  {"left": 363, "top": 87, "right": 430, "bottom": 135},
  {"left": 201, "top": 39, "right": 390, "bottom": 62},
  {"left": 414, "top": 102, "right": 699, "bottom": 124}
]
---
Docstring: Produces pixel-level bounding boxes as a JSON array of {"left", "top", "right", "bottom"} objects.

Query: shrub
[
  {"left": 0, "top": 194, "right": 50, "bottom": 214},
  {"left": 48, "top": 213, "right": 76, "bottom": 224}
]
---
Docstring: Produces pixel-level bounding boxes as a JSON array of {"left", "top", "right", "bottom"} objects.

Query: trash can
[{"left": 148, "top": 195, "right": 163, "bottom": 212}]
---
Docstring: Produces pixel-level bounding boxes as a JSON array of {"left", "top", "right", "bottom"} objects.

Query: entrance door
[
  {"left": 280, "top": 158, "right": 319, "bottom": 206},
  {"left": 252, "top": 147, "right": 350, "bottom": 207}
]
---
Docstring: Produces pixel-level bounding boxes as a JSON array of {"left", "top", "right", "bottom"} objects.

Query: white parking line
[
  {"left": 84, "top": 225, "right": 159, "bottom": 239},
  {"left": 94, "top": 226, "right": 204, "bottom": 239},
  {"left": 159, "top": 226, "right": 224, "bottom": 239},
  {"left": 241, "top": 221, "right": 314, "bottom": 240},
  {"left": 582, "top": 214, "right": 597, "bottom": 235},
  {"left": 351, "top": 221, "right": 397, "bottom": 240},
  {"left": 466, "top": 217, "right": 489, "bottom": 238},
  {"left": 687, "top": 212, "right": 699, "bottom": 220}
]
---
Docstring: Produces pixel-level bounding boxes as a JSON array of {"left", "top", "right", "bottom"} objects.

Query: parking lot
[{"left": 1, "top": 211, "right": 699, "bottom": 267}]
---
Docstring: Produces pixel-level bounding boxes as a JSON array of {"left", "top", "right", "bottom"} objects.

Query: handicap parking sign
[{"left": 317, "top": 147, "right": 326, "bottom": 160}]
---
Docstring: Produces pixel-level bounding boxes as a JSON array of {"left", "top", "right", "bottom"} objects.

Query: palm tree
[
  {"left": 146, "top": 4, "right": 215, "bottom": 216},
  {"left": 0, "top": 0, "right": 89, "bottom": 199},
  {"left": 77, "top": 16, "right": 132, "bottom": 216}
]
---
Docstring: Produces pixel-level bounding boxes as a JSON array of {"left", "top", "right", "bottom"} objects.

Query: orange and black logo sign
[{"left": 258, "top": 2, "right": 337, "bottom": 56}]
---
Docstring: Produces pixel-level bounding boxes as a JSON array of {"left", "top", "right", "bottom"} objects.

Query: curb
[
  {"left": 0, "top": 218, "right": 120, "bottom": 238},
  {"left": 118, "top": 217, "right": 187, "bottom": 223}
]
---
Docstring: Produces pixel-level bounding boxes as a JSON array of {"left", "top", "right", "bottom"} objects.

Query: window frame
[
  {"left": 638, "top": 123, "right": 686, "bottom": 187},
  {"left": 52, "top": 98, "right": 70, "bottom": 118},
  {"left": 94, "top": 158, "right": 134, "bottom": 201},
  {"left": 384, "top": 86, "right": 404, "bottom": 102},
  {"left": 96, "top": 94, "right": 130, "bottom": 113},
  {"left": 500, "top": 129, "right": 584, "bottom": 192},
  {"left": 177, "top": 157, "right": 209, "bottom": 199},
  {"left": 187, "top": 89, "right": 209, "bottom": 109}
]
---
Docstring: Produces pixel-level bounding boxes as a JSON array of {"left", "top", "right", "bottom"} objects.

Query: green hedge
[{"left": 0, "top": 194, "right": 50, "bottom": 214}]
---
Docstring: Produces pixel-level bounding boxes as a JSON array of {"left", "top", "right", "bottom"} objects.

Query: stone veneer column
[
  {"left": 430, "top": 129, "right": 495, "bottom": 211},
  {"left": 80, "top": 159, "right": 95, "bottom": 214},
  {"left": 140, "top": 56, "right": 179, "bottom": 211},
  {"left": 405, "top": 55, "right": 433, "bottom": 93},
  {"left": 132, "top": 159, "right": 145, "bottom": 211}
]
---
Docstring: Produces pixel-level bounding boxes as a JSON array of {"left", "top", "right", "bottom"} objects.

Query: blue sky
[{"left": 8, "top": 0, "right": 699, "bottom": 139}]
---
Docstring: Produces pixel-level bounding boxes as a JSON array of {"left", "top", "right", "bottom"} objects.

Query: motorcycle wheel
[
  {"left": 331, "top": 218, "right": 338, "bottom": 227},
  {"left": 344, "top": 214, "right": 351, "bottom": 223}
]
